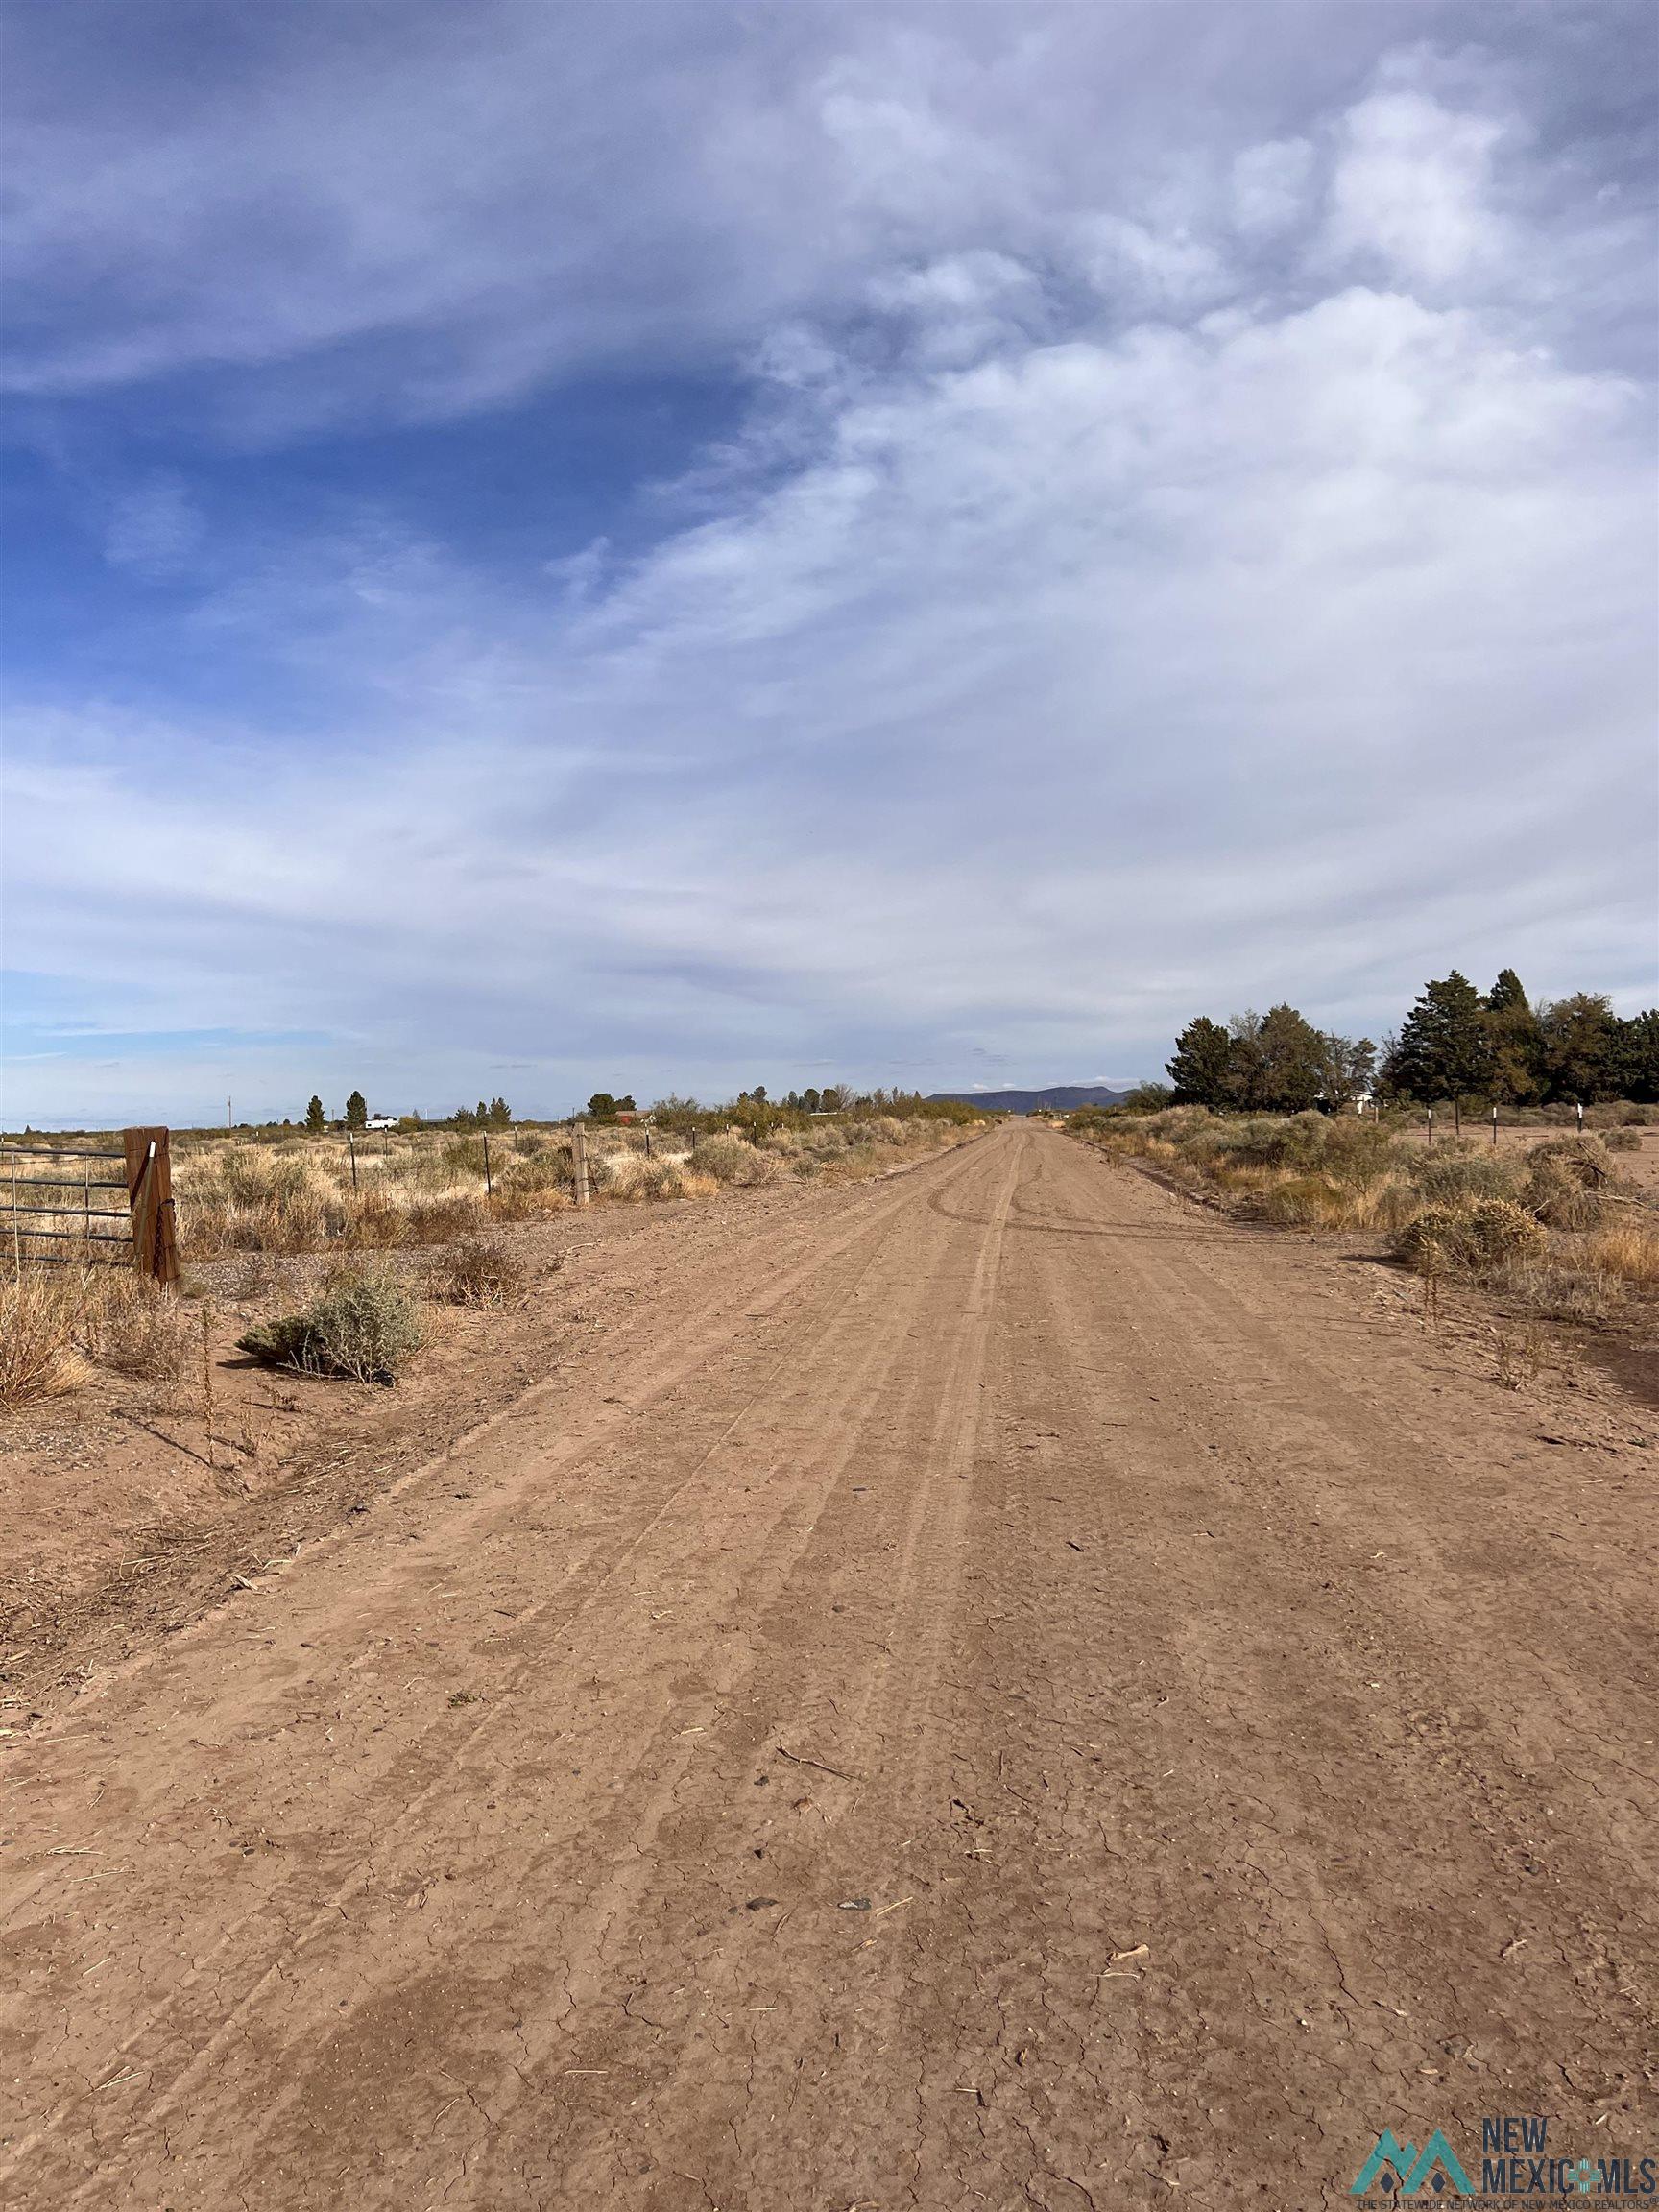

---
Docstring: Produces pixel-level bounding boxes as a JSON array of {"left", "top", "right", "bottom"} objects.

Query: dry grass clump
[
  {"left": 77, "top": 1275, "right": 194, "bottom": 1380},
  {"left": 1582, "top": 1221, "right": 1659, "bottom": 1289},
  {"left": 236, "top": 1262, "right": 423, "bottom": 1383},
  {"left": 403, "top": 1194, "right": 486, "bottom": 1244},
  {"left": 0, "top": 1274, "right": 89, "bottom": 1411},
  {"left": 1482, "top": 1257, "right": 1622, "bottom": 1325},
  {"left": 426, "top": 1237, "right": 530, "bottom": 1308},
  {"left": 1, "top": 1268, "right": 198, "bottom": 1411}
]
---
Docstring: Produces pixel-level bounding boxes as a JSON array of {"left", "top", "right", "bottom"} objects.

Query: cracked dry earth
[{"left": 2, "top": 1121, "right": 1655, "bottom": 2210}]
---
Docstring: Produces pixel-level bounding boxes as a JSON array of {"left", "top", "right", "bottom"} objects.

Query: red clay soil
[{"left": 1, "top": 1122, "right": 1654, "bottom": 2209}]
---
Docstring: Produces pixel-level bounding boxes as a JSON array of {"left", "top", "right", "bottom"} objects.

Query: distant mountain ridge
[{"left": 926, "top": 1083, "right": 1133, "bottom": 1115}]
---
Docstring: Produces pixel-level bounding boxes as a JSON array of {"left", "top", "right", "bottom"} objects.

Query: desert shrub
[
  {"left": 341, "top": 1186, "right": 408, "bottom": 1248},
  {"left": 1605, "top": 1127, "right": 1643, "bottom": 1151},
  {"left": 236, "top": 1263, "right": 423, "bottom": 1383},
  {"left": 1410, "top": 1148, "right": 1518, "bottom": 1209},
  {"left": 403, "top": 1194, "right": 486, "bottom": 1244},
  {"left": 426, "top": 1237, "right": 529, "bottom": 1308},
  {"left": 0, "top": 1274, "right": 87, "bottom": 1411},
  {"left": 442, "top": 1138, "right": 489, "bottom": 1178},
  {"left": 1393, "top": 1197, "right": 1545, "bottom": 1275},
  {"left": 1520, "top": 1137, "right": 1616, "bottom": 1230},
  {"left": 693, "top": 1134, "right": 781, "bottom": 1187},
  {"left": 78, "top": 1276, "right": 193, "bottom": 1381},
  {"left": 498, "top": 1146, "right": 572, "bottom": 1195}
]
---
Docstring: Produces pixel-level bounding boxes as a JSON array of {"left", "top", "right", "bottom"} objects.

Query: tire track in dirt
[
  {"left": 2, "top": 1124, "right": 1653, "bottom": 2212},
  {"left": 6, "top": 1139, "right": 1009, "bottom": 2208}
]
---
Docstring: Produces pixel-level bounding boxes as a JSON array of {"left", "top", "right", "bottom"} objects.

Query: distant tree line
[
  {"left": 1165, "top": 974, "right": 1659, "bottom": 1112},
  {"left": 448, "top": 1098, "right": 513, "bottom": 1130},
  {"left": 1166, "top": 1006, "right": 1377, "bottom": 1114}
]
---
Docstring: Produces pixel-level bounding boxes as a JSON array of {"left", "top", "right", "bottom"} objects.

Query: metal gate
[{"left": 1, "top": 1127, "right": 180, "bottom": 1284}]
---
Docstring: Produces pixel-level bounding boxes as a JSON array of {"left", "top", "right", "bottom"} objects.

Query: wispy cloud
[{"left": 2, "top": 6, "right": 1653, "bottom": 1123}]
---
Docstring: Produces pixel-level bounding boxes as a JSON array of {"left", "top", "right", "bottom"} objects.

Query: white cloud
[{"left": 1325, "top": 86, "right": 1506, "bottom": 287}]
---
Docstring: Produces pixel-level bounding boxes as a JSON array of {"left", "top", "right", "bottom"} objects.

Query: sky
[{"left": 3, "top": 1, "right": 1656, "bottom": 1125}]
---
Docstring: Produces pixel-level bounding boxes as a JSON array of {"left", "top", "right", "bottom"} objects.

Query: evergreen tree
[
  {"left": 1383, "top": 973, "right": 1493, "bottom": 1104},
  {"left": 1539, "top": 994, "right": 1619, "bottom": 1102},
  {"left": 1166, "top": 1017, "right": 1236, "bottom": 1107},
  {"left": 1610, "top": 1011, "right": 1659, "bottom": 1104},
  {"left": 304, "top": 1094, "right": 326, "bottom": 1134},
  {"left": 487, "top": 1097, "right": 512, "bottom": 1127},
  {"left": 587, "top": 1093, "right": 618, "bottom": 1120},
  {"left": 344, "top": 1090, "right": 369, "bottom": 1130},
  {"left": 1481, "top": 971, "right": 1544, "bottom": 1104},
  {"left": 1257, "top": 1003, "right": 1325, "bottom": 1111}
]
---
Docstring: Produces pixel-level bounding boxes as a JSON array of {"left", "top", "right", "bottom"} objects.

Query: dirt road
[{"left": 3, "top": 1123, "right": 1654, "bottom": 2208}]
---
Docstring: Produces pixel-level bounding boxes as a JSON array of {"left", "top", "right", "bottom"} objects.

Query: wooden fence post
[
  {"left": 124, "top": 1126, "right": 180, "bottom": 1286},
  {"left": 572, "top": 1118, "right": 589, "bottom": 1208}
]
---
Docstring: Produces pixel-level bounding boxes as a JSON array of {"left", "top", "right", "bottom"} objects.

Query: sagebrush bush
[
  {"left": 692, "top": 1134, "right": 781, "bottom": 1188},
  {"left": 1393, "top": 1197, "right": 1545, "bottom": 1274},
  {"left": 237, "top": 1263, "right": 423, "bottom": 1382}
]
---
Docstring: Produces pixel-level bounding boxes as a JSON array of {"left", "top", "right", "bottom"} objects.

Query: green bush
[{"left": 237, "top": 1263, "right": 423, "bottom": 1383}]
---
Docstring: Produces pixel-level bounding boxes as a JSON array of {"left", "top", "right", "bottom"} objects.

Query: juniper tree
[
  {"left": 304, "top": 1094, "right": 326, "bottom": 1134},
  {"left": 1167, "top": 1017, "right": 1235, "bottom": 1106},
  {"left": 344, "top": 1090, "right": 369, "bottom": 1131}
]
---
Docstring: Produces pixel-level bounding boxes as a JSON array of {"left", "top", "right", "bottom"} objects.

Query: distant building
[{"left": 364, "top": 1114, "right": 398, "bottom": 1131}]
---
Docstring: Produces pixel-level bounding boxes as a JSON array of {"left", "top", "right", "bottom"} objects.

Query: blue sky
[{"left": 4, "top": 2, "right": 1656, "bottom": 1124}]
